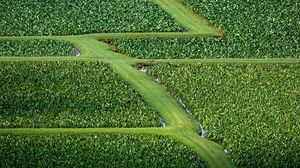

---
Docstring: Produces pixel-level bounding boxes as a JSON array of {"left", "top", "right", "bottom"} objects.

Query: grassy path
[
  {"left": 0, "top": 128, "right": 174, "bottom": 136},
  {"left": 154, "top": 0, "right": 222, "bottom": 35},
  {"left": 109, "top": 61, "right": 197, "bottom": 130},
  {"left": 0, "top": 31, "right": 217, "bottom": 40},
  {"left": 129, "top": 58, "right": 300, "bottom": 64},
  {"left": 173, "top": 132, "right": 233, "bottom": 168},
  {"left": 1, "top": 55, "right": 299, "bottom": 64}
]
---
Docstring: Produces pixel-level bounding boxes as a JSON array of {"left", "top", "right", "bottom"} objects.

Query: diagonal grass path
[
  {"left": 0, "top": 31, "right": 218, "bottom": 40},
  {"left": 109, "top": 60, "right": 234, "bottom": 168},
  {"left": 109, "top": 61, "right": 197, "bottom": 130},
  {"left": 154, "top": 0, "right": 222, "bottom": 35}
]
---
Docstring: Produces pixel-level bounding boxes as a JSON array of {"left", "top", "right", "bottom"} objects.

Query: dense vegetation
[
  {"left": 0, "top": 0, "right": 184, "bottom": 36},
  {"left": 0, "top": 39, "right": 77, "bottom": 56},
  {"left": 145, "top": 63, "right": 300, "bottom": 167},
  {"left": 113, "top": 0, "right": 300, "bottom": 59},
  {"left": 0, "top": 134, "right": 206, "bottom": 168},
  {"left": 0, "top": 61, "right": 160, "bottom": 128}
]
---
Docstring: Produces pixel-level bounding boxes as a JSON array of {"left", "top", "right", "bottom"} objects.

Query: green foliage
[
  {"left": 113, "top": 0, "right": 300, "bottom": 58},
  {"left": 0, "top": 134, "right": 206, "bottom": 168},
  {"left": 0, "top": 0, "right": 184, "bottom": 36},
  {"left": 0, "top": 61, "right": 160, "bottom": 128},
  {"left": 145, "top": 63, "right": 300, "bottom": 167},
  {"left": 0, "top": 39, "right": 77, "bottom": 56}
]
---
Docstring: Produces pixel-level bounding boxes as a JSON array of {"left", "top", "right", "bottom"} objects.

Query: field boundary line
[
  {"left": 1, "top": 56, "right": 299, "bottom": 63},
  {"left": 0, "top": 128, "right": 173, "bottom": 136},
  {"left": 130, "top": 58, "right": 300, "bottom": 64},
  {"left": 0, "top": 32, "right": 217, "bottom": 40}
]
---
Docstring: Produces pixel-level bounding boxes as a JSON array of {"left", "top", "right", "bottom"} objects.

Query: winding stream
[
  {"left": 175, "top": 96, "right": 206, "bottom": 138},
  {"left": 159, "top": 117, "right": 166, "bottom": 127},
  {"left": 74, "top": 49, "right": 81, "bottom": 56}
]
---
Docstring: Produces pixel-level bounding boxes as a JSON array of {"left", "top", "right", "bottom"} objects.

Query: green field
[
  {"left": 0, "top": 134, "right": 206, "bottom": 167},
  {"left": 0, "top": 0, "right": 299, "bottom": 167},
  {"left": 0, "top": 61, "right": 160, "bottom": 128},
  {"left": 144, "top": 63, "right": 300, "bottom": 167},
  {"left": 112, "top": 0, "right": 300, "bottom": 59},
  {"left": 0, "top": 0, "right": 184, "bottom": 36},
  {"left": 0, "top": 39, "right": 77, "bottom": 56}
]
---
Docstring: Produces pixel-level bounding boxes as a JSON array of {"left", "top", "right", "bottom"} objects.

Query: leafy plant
[
  {"left": 112, "top": 0, "right": 300, "bottom": 59},
  {"left": 0, "top": 39, "right": 77, "bottom": 56},
  {"left": 0, "top": 61, "right": 160, "bottom": 128},
  {"left": 0, "top": 134, "right": 206, "bottom": 168},
  {"left": 145, "top": 63, "right": 300, "bottom": 167},
  {"left": 0, "top": 0, "right": 184, "bottom": 36}
]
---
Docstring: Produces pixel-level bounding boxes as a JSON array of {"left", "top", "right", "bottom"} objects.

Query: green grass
[
  {"left": 0, "top": 128, "right": 173, "bottom": 136},
  {"left": 109, "top": 61, "right": 197, "bottom": 130},
  {"left": 153, "top": 0, "right": 220, "bottom": 35}
]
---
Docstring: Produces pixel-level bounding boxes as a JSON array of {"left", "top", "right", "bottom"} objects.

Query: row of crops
[
  {"left": 0, "top": 39, "right": 77, "bottom": 56},
  {"left": 144, "top": 63, "right": 300, "bottom": 167},
  {"left": 0, "top": 61, "right": 161, "bottom": 128},
  {"left": 112, "top": 0, "right": 300, "bottom": 59},
  {"left": 0, "top": 0, "right": 184, "bottom": 36},
  {"left": 0, "top": 134, "right": 206, "bottom": 167}
]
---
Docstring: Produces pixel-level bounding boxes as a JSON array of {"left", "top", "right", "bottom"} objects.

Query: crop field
[
  {"left": 0, "top": 0, "right": 184, "bottom": 36},
  {"left": 0, "top": 39, "right": 77, "bottom": 56},
  {"left": 0, "top": 61, "right": 160, "bottom": 128},
  {"left": 1, "top": 0, "right": 299, "bottom": 167},
  {"left": 0, "top": 134, "right": 205, "bottom": 167},
  {"left": 112, "top": 0, "right": 300, "bottom": 59},
  {"left": 144, "top": 63, "right": 300, "bottom": 167}
]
